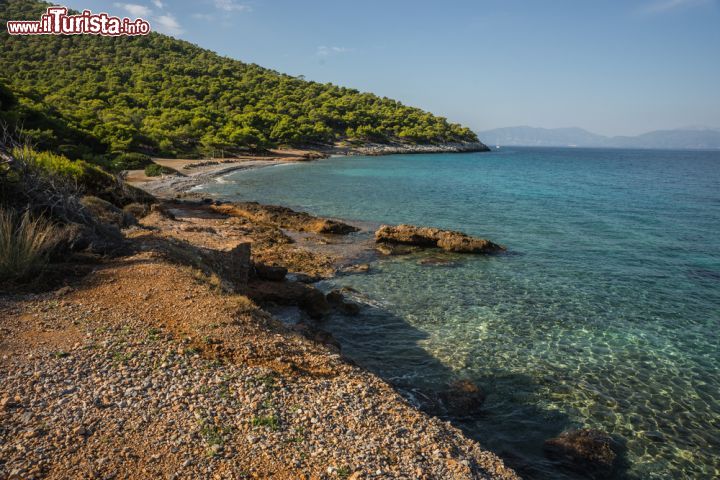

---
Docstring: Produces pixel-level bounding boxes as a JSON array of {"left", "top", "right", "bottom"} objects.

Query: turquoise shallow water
[{"left": 199, "top": 147, "right": 720, "bottom": 479}]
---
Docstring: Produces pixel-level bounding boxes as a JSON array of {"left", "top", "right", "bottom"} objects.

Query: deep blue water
[{"left": 199, "top": 147, "right": 720, "bottom": 479}]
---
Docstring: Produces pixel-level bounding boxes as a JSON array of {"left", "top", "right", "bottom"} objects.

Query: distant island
[{"left": 478, "top": 126, "right": 720, "bottom": 150}]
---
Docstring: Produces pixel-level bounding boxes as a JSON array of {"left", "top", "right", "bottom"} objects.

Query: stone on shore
[
  {"left": 375, "top": 224, "right": 505, "bottom": 254},
  {"left": 212, "top": 202, "right": 359, "bottom": 235},
  {"left": 310, "top": 327, "right": 342, "bottom": 351},
  {"left": 254, "top": 263, "right": 288, "bottom": 282},
  {"left": 247, "top": 280, "right": 330, "bottom": 319},
  {"left": 326, "top": 289, "right": 361, "bottom": 316},
  {"left": 543, "top": 428, "right": 619, "bottom": 478}
]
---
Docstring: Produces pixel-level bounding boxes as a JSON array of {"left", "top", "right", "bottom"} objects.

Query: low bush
[
  {"left": 0, "top": 208, "right": 59, "bottom": 280},
  {"left": 112, "top": 152, "right": 152, "bottom": 171},
  {"left": 80, "top": 196, "right": 136, "bottom": 228},
  {"left": 1, "top": 146, "right": 153, "bottom": 214},
  {"left": 11, "top": 146, "right": 115, "bottom": 193},
  {"left": 144, "top": 163, "right": 174, "bottom": 177}
]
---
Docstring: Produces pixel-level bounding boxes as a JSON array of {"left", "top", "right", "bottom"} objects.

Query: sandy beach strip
[{"left": 127, "top": 158, "right": 295, "bottom": 198}]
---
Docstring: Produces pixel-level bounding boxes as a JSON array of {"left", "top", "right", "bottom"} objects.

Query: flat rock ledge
[
  {"left": 375, "top": 224, "right": 506, "bottom": 254},
  {"left": 213, "top": 202, "right": 359, "bottom": 235}
]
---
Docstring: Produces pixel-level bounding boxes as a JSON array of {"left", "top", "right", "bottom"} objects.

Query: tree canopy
[{"left": 0, "top": 0, "right": 479, "bottom": 159}]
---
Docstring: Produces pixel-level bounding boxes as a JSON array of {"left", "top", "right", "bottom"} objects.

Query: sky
[{"left": 62, "top": 0, "right": 720, "bottom": 136}]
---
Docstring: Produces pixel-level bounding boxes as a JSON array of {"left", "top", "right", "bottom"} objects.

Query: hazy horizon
[
  {"left": 479, "top": 124, "right": 720, "bottom": 135},
  {"left": 64, "top": 0, "right": 720, "bottom": 137}
]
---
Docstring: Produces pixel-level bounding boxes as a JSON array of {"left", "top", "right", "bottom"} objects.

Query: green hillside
[{"left": 0, "top": 0, "right": 479, "bottom": 159}]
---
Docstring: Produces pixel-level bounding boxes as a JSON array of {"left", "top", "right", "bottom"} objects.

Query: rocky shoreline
[
  {"left": 119, "top": 147, "right": 623, "bottom": 479},
  {"left": 0, "top": 178, "right": 519, "bottom": 480},
  {"left": 323, "top": 141, "right": 491, "bottom": 156},
  {"left": 1, "top": 137, "right": 630, "bottom": 477}
]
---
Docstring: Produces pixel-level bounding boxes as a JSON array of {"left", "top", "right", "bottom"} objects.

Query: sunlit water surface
[{"left": 198, "top": 147, "right": 720, "bottom": 479}]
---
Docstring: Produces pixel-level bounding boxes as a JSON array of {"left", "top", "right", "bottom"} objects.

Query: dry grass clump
[{"left": 0, "top": 208, "right": 59, "bottom": 280}]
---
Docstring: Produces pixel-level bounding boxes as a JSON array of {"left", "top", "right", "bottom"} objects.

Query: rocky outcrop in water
[
  {"left": 543, "top": 429, "right": 619, "bottom": 478},
  {"left": 375, "top": 224, "right": 505, "bottom": 254}
]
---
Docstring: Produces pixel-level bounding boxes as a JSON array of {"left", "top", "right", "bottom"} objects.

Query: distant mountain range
[{"left": 478, "top": 126, "right": 720, "bottom": 150}]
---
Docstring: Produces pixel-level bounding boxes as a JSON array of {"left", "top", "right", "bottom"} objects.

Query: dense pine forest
[{"left": 0, "top": 0, "right": 479, "bottom": 161}]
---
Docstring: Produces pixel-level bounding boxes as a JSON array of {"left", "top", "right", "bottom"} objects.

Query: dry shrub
[
  {"left": 123, "top": 202, "right": 150, "bottom": 220},
  {"left": 0, "top": 208, "right": 59, "bottom": 280},
  {"left": 233, "top": 294, "right": 257, "bottom": 314}
]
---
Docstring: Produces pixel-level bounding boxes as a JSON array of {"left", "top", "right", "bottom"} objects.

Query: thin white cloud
[
  {"left": 114, "top": 1, "right": 184, "bottom": 36},
  {"left": 642, "top": 0, "right": 711, "bottom": 13},
  {"left": 316, "top": 46, "right": 351, "bottom": 57},
  {"left": 155, "top": 14, "right": 184, "bottom": 35},
  {"left": 114, "top": 3, "right": 152, "bottom": 17},
  {"left": 214, "top": 0, "right": 252, "bottom": 12},
  {"left": 191, "top": 13, "right": 215, "bottom": 21}
]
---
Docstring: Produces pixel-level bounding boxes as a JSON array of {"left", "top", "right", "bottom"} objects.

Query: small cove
[{"left": 197, "top": 147, "right": 720, "bottom": 479}]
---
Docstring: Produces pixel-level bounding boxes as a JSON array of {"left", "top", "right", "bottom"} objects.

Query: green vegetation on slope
[{"left": 0, "top": 0, "right": 478, "bottom": 159}]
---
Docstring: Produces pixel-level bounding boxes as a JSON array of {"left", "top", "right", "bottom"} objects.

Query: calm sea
[{"left": 198, "top": 147, "right": 720, "bottom": 479}]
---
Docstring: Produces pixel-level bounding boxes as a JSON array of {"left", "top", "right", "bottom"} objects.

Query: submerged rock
[
  {"left": 543, "top": 428, "right": 619, "bottom": 478},
  {"left": 375, "top": 224, "right": 505, "bottom": 254},
  {"left": 375, "top": 243, "right": 417, "bottom": 256},
  {"left": 417, "top": 256, "right": 458, "bottom": 267},
  {"left": 340, "top": 263, "right": 370, "bottom": 273},
  {"left": 438, "top": 380, "right": 486, "bottom": 416}
]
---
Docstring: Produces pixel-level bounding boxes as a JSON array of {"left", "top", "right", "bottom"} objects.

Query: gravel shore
[
  {"left": 0, "top": 250, "right": 517, "bottom": 479},
  {"left": 130, "top": 159, "right": 285, "bottom": 198},
  {"left": 2, "top": 147, "right": 517, "bottom": 479}
]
